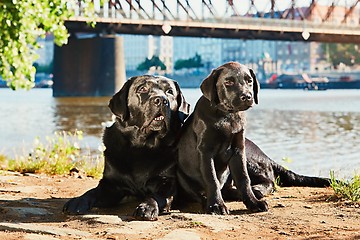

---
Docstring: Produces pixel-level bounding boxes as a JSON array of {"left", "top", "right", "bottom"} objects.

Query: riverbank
[{"left": 0, "top": 171, "right": 359, "bottom": 240}]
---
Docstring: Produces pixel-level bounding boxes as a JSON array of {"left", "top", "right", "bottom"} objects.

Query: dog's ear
[
  {"left": 174, "top": 81, "right": 190, "bottom": 123},
  {"left": 108, "top": 77, "right": 135, "bottom": 121},
  {"left": 249, "top": 68, "right": 260, "bottom": 104},
  {"left": 200, "top": 68, "right": 222, "bottom": 104}
]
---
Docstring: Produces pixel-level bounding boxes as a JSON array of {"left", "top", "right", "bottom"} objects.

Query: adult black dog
[
  {"left": 63, "top": 75, "right": 190, "bottom": 221},
  {"left": 222, "top": 138, "right": 331, "bottom": 201},
  {"left": 177, "top": 62, "right": 268, "bottom": 214}
]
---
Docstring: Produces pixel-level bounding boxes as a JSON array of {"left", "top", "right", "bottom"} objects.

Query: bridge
[
  {"left": 67, "top": 0, "right": 360, "bottom": 43},
  {"left": 54, "top": 0, "right": 360, "bottom": 96}
]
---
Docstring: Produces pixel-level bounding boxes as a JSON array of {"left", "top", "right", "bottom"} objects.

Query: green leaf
[{"left": 0, "top": 0, "right": 95, "bottom": 90}]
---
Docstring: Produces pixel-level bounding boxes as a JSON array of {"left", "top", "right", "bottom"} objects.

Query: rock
[
  {"left": 82, "top": 214, "right": 123, "bottom": 224},
  {"left": 24, "top": 233, "right": 60, "bottom": 240},
  {"left": 1, "top": 207, "right": 51, "bottom": 217},
  {"left": 0, "top": 222, "right": 91, "bottom": 237},
  {"left": 105, "top": 221, "right": 159, "bottom": 235},
  {"left": 160, "top": 229, "right": 201, "bottom": 240}
]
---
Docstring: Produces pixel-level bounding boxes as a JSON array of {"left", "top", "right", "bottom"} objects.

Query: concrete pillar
[{"left": 53, "top": 35, "right": 126, "bottom": 97}]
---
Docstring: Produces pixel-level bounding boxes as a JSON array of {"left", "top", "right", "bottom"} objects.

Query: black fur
[
  {"left": 240, "top": 138, "right": 330, "bottom": 199},
  {"left": 63, "top": 75, "right": 190, "bottom": 221},
  {"left": 176, "top": 62, "right": 268, "bottom": 214}
]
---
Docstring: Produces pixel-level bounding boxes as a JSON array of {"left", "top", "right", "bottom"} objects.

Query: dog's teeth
[{"left": 154, "top": 116, "right": 164, "bottom": 121}]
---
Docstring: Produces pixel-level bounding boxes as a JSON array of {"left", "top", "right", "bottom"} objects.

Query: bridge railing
[{"left": 71, "top": 0, "right": 359, "bottom": 24}]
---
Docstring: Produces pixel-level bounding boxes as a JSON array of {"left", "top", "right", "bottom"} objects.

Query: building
[
  {"left": 276, "top": 41, "right": 310, "bottom": 73},
  {"left": 221, "top": 39, "right": 277, "bottom": 81},
  {"left": 200, "top": 38, "right": 223, "bottom": 71},
  {"left": 173, "top": 36, "right": 203, "bottom": 72},
  {"left": 159, "top": 36, "right": 173, "bottom": 74},
  {"left": 173, "top": 37, "right": 202, "bottom": 61},
  {"left": 122, "top": 34, "right": 150, "bottom": 73},
  {"left": 122, "top": 34, "right": 174, "bottom": 75}
]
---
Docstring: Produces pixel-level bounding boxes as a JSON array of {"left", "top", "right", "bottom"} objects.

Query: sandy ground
[{"left": 0, "top": 171, "right": 359, "bottom": 240}]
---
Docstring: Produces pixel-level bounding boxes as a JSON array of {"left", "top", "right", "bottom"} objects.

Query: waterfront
[{"left": 1, "top": 88, "right": 360, "bottom": 178}]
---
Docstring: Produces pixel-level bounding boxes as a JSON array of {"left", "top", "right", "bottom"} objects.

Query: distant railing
[{"left": 71, "top": 0, "right": 360, "bottom": 24}]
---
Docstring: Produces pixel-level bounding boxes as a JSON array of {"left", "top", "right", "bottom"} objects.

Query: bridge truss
[{"left": 66, "top": 0, "right": 360, "bottom": 43}]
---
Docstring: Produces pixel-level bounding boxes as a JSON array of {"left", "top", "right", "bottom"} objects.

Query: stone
[
  {"left": 82, "top": 214, "right": 123, "bottom": 224},
  {"left": 0, "top": 222, "right": 91, "bottom": 237},
  {"left": 159, "top": 229, "right": 201, "bottom": 240}
]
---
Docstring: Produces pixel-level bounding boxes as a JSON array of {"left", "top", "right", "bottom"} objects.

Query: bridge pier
[{"left": 53, "top": 35, "right": 125, "bottom": 97}]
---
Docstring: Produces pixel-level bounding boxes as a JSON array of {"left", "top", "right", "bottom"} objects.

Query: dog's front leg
[
  {"left": 134, "top": 176, "right": 176, "bottom": 221},
  {"left": 229, "top": 130, "right": 268, "bottom": 212},
  {"left": 63, "top": 178, "right": 124, "bottom": 214},
  {"left": 198, "top": 149, "right": 229, "bottom": 215}
]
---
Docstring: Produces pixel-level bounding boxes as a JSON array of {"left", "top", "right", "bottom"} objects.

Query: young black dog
[{"left": 177, "top": 62, "right": 268, "bottom": 214}]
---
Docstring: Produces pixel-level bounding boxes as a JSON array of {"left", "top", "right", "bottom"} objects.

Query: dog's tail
[
  {"left": 271, "top": 161, "right": 331, "bottom": 187},
  {"left": 245, "top": 138, "right": 330, "bottom": 188}
]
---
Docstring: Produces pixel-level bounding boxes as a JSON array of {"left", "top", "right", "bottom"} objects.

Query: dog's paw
[
  {"left": 252, "top": 188, "right": 265, "bottom": 200},
  {"left": 206, "top": 203, "right": 229, "bottom": 215},
  {"left": 63, "top": 196, "right": 94, "bottom": 214},
  {"left": 252, "top": 184, "right": 274, "bottom": 200},
  {"left": 133, "top": 199, "right": 159, "bottom": 221},
  {"left": 245, "top": 199, "right": 269, "bottom": 213}
]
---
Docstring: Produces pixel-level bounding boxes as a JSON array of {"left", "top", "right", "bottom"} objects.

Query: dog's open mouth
[{"left": 149, "top": 114, "right": 166, "bottom": 131}]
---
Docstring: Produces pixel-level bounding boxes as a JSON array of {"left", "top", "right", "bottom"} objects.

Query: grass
[
  {"left": 273, "top": 157, "right": 359, "bottom": 204},
  {"left": 273, "top": 157, "right": 294, "bottom": 191},
  {"left": 330, "top": 171, "right": 360, "bottom": 203},
  {"left": 0, "top": 130, "right": 104, "bottom": 179},
  {"left": 0, "top": 154, "right": 6, "bottom": 163}
]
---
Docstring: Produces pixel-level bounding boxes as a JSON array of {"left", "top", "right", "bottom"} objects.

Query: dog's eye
[
  {"left": 137, "top": 86, "right": 148, "bottom": 93},
  {"left": 166, "top": 89, "right": 174, "bottom": 95},
  {"left": 224, "top": 80, "right": 234, "bottom": 86},
  {"left": 247, "top": 78, "right": 253, "bottom": 84}
]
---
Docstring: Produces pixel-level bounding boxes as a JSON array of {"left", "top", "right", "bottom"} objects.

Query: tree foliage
[
  {"left": 0, "top": 0, "right": 94, "bottom": 90},
  {"left": 137, "top": 55, "right": 166, "bottom": 71},
  {"left": 174, "top": 53, "right": 203, "bottom": 70},
  {"left": 323, "top": 43, "right": 360, "bottom": 67}
]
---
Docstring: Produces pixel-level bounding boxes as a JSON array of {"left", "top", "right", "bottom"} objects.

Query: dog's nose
[
  {"left": 240, "top": 93, "right": 252, "bottom": 102},
  {"left": 152, "top": 96, "right": 168, "bottom": 106}
]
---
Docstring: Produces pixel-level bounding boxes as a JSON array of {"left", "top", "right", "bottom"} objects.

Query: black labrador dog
[
  {"left": 222, "top": 138, "right": 331, "bottom": 201},
  {"left": 177, "top": 62, "right": 268, "bottom": 214},
  {"left": 63, "top": 75, "right": 190, "bottom": 221}
]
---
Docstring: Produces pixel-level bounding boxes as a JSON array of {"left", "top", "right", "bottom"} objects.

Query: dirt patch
[{"left": 0, "top": 171, "right": 359, "bottom": 240}]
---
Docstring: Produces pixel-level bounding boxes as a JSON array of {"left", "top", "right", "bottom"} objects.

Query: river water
[{"left": 1, "top": 88, "right": 360, "bottom": 178}]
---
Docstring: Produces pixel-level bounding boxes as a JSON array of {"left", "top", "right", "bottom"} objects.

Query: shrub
[
  {"left": 0, "top": 130, "right": 104, "bottom": 178},
  {"left": 330, "top": 171, "right": 360, "bottom": 203}
]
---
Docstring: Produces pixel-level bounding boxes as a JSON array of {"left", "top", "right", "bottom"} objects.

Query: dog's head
[
  {"left": 200, "top": 62, "right": 259, "bottom": 112},
  {"left": 109, "top": 75, "right": 190, "bottom": 148}
]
